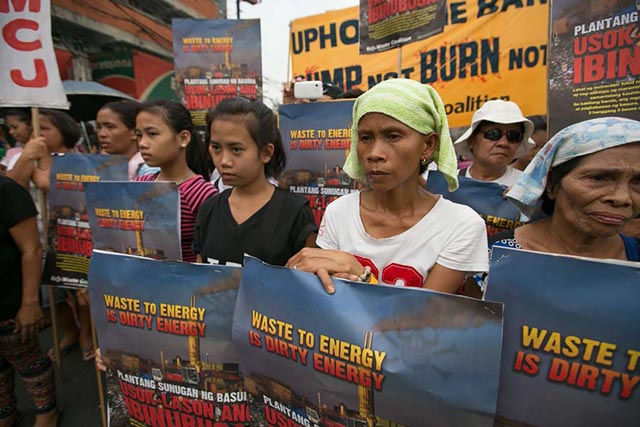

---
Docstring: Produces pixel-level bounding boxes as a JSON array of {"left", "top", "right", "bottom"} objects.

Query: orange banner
[{"left": 289, "top": 2, "right": 549, "bottom": 127}]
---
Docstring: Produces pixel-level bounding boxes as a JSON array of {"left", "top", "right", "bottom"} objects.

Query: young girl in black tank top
[{"left": 193, "top": 98, "right": 317, "bottom": 266}]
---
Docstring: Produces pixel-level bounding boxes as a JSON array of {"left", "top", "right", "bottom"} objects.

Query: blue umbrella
[{"left": 62, "top": 80, "right": 137, "bottom": 122}]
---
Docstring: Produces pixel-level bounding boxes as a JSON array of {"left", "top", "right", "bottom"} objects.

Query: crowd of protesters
[{"left": 1, "top": 77, "right": 639, "bottom": 425}]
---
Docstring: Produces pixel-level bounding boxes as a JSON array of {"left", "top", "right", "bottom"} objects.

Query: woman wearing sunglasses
[{"left": 454, "top": 100, "right": 535, "bottom": 187}]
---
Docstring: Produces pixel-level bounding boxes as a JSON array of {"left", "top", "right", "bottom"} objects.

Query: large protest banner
[
  {"left": 359, "top": 0, "right": 447, "bottom": 54},
  {"left": 172, "top": 19, "right": 262, "bottom": 126},
  {"left": 84, "top": 182, "right": 181, "bottom": 260},
  {"left": 89, "top": 251, "right": 245, "bottom": 427},
  {"left": 485, "top": 247, "right": 640, "bottom": 427},
  {"left": 548, "top": 0, "right": 639, "bottom": 135},
  {"left": 44, "top": 154, "right": 128, "bottom": 288},
  {"left": 426, "top": 171, "right": 524, "bottom": 236},
  {"left": 0, "top": 0, "right": 68, "bottom": 108},
  {"left": 233, "top": 256, "right": 504, "bottom": 427},
  {"left": 290, "top": 2, "right": 548, "bottom": 128},
  {"left": 279, "top": 101, "right": 358, "bottom": 226}
]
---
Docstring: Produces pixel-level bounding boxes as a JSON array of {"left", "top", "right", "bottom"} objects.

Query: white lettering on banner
[
  {"left": 574, "top": 12, "right": 638, "bottom": 36},
  {"left": 0, "top": 0, "right": 69, "bottom": 108}
]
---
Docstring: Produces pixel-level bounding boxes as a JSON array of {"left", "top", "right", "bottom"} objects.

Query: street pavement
[{"left": 16, "top": 328, "right": 102, "bottom": 426}]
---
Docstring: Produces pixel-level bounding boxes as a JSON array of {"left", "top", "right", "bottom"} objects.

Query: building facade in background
[{"left": 51, "top": 0, "right": 226, "bottom": 100}]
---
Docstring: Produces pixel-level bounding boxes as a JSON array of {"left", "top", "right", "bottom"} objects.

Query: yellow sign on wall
[{"left": 289, "top": 2, "right": 549, "bottom": 127}]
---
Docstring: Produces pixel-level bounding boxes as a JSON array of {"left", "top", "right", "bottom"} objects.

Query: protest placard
[
  {"left": 85, "top": 181, "right": 181, "bottom": 260},
  {"left": 89, "top": 251, "right": 245, "bottom": 427},
  {"left": 486, "top": 247, "right": 640, "bottom": 426},
  {"left": 44, "top": 154, "right": 128, "bottom": 288},
  {"left": 0, "top": 0, "right": 68, "bottom": 108},
  {"left": 279, "top": 101, "right": 358, "bottom": 226},
  {"left": 548, "top": 0, "right": 639, "bottom": 135},
  {"left": 234, "top": 256, "right": 504, "bottom": 427},
  {"left": 172, "top": 19, "right": 262, "bottom": 126},
  {"left": 426, "top": 170, "right": 524, "bottom": 236},
  {"left": 359, "top": 0, "right": 447, "bottom": 54}
]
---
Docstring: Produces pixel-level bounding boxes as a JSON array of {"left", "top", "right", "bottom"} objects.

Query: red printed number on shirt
[
  {"left": 355, "top": 256, "right": 424, "bottom": 288},
  {"left": 354, "top": 255, "right": 379, "bottom": 278}
]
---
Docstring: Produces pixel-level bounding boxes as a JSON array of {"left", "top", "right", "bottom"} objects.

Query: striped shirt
[{"left": 136, "top": 173, "right": 217, "bottom": 262}]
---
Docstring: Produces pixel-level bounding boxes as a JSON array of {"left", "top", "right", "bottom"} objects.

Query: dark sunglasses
[{"left": 480, "top": 128, "right": 524, "bottom": 143}]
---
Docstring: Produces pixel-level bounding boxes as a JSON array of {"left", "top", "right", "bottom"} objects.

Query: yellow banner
[{"left": 289, "top": 2, "right": 548, "bottom": 127}]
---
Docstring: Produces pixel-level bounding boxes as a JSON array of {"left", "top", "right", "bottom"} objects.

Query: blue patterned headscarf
[{"left": 507, "top": 117, "right": 640, "bottom": 219}]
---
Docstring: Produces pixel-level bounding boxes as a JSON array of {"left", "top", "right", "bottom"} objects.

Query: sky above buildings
[{"left": 226, "top": 0, "right": 359, "bottom": 106}]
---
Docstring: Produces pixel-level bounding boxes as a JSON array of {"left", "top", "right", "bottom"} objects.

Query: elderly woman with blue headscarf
[
  {"left": 491, "top": 117, "right": 640, "bottom": 261},
  {"left": 287, "top": 79, "right": 488, "bottom": 294}
]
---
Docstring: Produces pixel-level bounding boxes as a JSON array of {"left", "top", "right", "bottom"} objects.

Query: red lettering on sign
[
  {"left": 10, "top": 58, "right": 47, "bottom": 87},
  {"left": 0, "top": 0, "right": 41, "bottom": 13},
  {"left": 3, "top": 18, "right": 42, "bottom": 50},
  {"left": 2, "top": 2, "right": 50, "bottom": 89}
]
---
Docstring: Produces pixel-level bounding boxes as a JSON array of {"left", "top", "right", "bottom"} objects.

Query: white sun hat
[{"left": 454, "top": 100, "right": 535, "bottom": 159}]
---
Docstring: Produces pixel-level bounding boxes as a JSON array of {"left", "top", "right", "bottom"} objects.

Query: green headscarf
[{"left": 344, "top": 78, "right": 459, "bottom": 191}]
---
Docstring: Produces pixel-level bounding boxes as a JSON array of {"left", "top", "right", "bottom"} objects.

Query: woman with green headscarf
[{"left": 287, "top": 79, "right": 488, "bottom": 294}]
